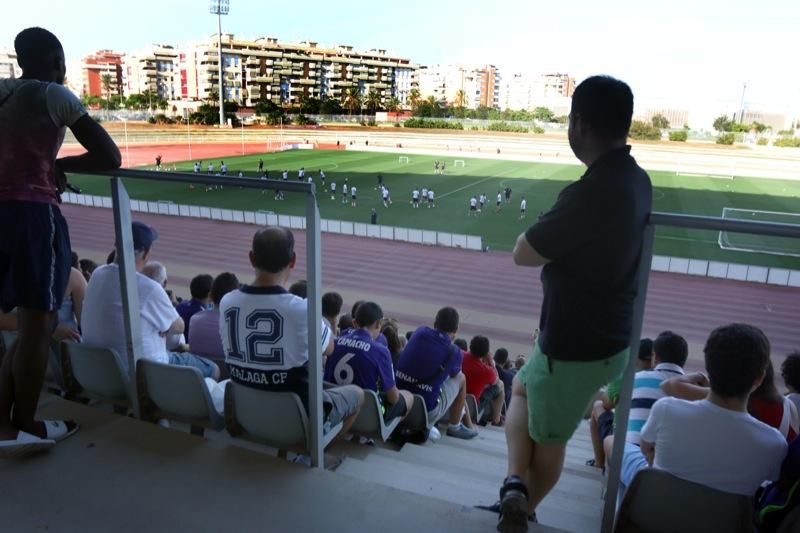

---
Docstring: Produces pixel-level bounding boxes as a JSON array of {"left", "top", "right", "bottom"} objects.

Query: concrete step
[{"left": 337, "top": 451, "right": 600, "bottom": 533}]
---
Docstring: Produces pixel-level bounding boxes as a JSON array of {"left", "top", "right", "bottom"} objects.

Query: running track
[{"left": 62, "top": 205, "right": 800, "bottom": 370}]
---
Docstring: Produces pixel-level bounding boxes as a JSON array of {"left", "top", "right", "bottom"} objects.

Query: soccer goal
[
  {"left": 718, "top": 208, "right": 800, "bottom": 258},
  {"left": 398, "top": 156, "right": 410, "bottom": 164},
  {"left": 454, "top": 160, "right": 466, "bottom": 168}
]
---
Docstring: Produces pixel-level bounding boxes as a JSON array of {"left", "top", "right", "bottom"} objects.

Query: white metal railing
[{"left": 84, "top": 169, "right": 327, "bottom": 469}]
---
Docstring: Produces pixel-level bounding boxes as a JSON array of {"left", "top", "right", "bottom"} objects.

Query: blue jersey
[
  {"left": 324, "top": 328, "right": 395, "bottom": 393},
  {"left": 396, "top": 326, "right": 462, "bottom": 411}
]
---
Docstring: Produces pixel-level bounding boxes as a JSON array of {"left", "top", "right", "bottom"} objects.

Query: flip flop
[
  {"left": 0, "top": 431, "right": 55, "bottom": 458},
  {"left": 41, "top": 420, "right": 79, "bottom": 442}
]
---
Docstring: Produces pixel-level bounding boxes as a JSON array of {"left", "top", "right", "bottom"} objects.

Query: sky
[{"left": 4, "top": 0, "right": 799, "bottom": 112}]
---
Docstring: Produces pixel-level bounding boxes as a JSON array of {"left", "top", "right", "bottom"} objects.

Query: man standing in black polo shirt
[{"left": 494, "top": 76, "right": 652, "bottom": 530}]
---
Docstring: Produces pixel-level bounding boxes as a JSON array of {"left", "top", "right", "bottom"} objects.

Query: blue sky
[{"left": 4, "top": 0, "right": 799, "bottom": 110}]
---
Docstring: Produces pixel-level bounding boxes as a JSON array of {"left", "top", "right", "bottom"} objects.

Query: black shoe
[{"left": 497, "top": 476, "right": 529, "bottom": 533}]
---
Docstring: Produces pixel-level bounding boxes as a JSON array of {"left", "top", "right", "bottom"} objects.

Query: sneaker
[
  {"left": 428, "top": 426, "right": 441, "bottom": 442},
  {"left": 447, "top": 423, "right": 479, "bottom": 440}
]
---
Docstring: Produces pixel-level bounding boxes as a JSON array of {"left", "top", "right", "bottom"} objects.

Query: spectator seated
[
  {"left": 324, "top": 302, "right": 413, "bottom": 441},
  {"left": 462, "top": 335, "right": 505, "bottom": 426},
  {"left": 395, "top": 307, "right": 478, "bottom": 440},
  {"left": 81, "top": 222, "right": 220, "bottom": 381},
  {"left": 188, "top": 272, "right": 240, "bottom": 377}
]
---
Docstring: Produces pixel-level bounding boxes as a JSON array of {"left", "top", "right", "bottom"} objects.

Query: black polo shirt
[{"left": 525, "top": 146, "right": 652, "bottom": 362}]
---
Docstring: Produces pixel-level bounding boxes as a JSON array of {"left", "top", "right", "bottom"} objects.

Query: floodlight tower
[{"left": 210, "top": 0, "right": 229, "bottom": 127}]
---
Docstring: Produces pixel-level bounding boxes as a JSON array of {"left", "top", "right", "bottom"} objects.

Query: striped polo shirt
[{"left": 626, "top": 362, "right": 685, "bottom": 444}]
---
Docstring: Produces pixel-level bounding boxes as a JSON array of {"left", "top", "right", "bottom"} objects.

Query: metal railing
[
  {"left": 600, "top": 212, "right": 800, "bottom": 533},
  {"left": 73, "top": 169, "right": 800, "bottom": 526},
  {"left": 87, "top": 168, "right": 327, "bottom": 469}
]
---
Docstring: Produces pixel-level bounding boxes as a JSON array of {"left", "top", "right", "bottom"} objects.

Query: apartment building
[
  {"left": 123, "top": 45, "right": 181, "bottom": 100},
  {"left": 541, "top": 73, "right": 575, "bottom": 98},
  {"left": 81, "top": 50, "right": 124, "bottom": 97},
  {"left": 0, "top": 49, "right": 20, "bottom": 79},
  {"left": 180, "top": 34, "right": 418, "bottom": 107},
  {"left": 419, "top": 64, "right": 499, "bottom": 108}
]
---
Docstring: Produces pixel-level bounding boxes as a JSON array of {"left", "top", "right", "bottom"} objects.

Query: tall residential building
[
  {"left": 498, "top": 72, "right": 536, "bottom": 110},
  {"left": 81, "top": 50, "right": 125, "bottom": 97},
  {"left": 181, "top": 34, "right": 418, "bottom": 107},
  {"left": 123, "top": 45, "right": 181, "bottom": 100},
  {"left": 0, "top": 49, "right": 21, "bottom": 79},
  {"left": 498, "top": 72, "right": 574, "bottom": 112},
  {"left": 638, "top": 107, "right": 690, "bottom": 129},
  {"left": 541, "top": 73, "right": 575, "bottom": 98},
  {"left": 418, "top": 64, "right": 500, "bottom": 108}
]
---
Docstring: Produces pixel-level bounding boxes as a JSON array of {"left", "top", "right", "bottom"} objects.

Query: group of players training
[{"left": 186, "top": 156, "right": 527, "bottom": 217}]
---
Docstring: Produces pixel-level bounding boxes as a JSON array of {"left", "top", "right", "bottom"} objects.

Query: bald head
[
  {"left": 15, "top": 27, "right": 65, "bottom": 83},
  {"left": 251, "top": 226, "right": 295, "bottom": 273}
]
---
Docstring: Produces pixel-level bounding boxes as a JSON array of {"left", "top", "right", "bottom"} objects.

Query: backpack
[{"left": 755, "top": 437, "right": 800, "bottom": 532}]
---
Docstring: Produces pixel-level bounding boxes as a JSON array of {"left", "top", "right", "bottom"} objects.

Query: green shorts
[{"left": 516, "top": 342, "right": 628, "bottom": 444}]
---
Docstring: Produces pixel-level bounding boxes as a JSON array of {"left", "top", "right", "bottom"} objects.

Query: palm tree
[
  {"left": 365, "top": 89, "right": 381, "bottom": 114},
  {"left": 454, "top": 89, "right": 466, "bottom": 109},
  {"left": 101, "top": 74, "right": 112, "bottom": 113},
  {"left": 408, "top": 88, "right": 421, "bottom": 111},
  {"left": 385, "top": 96, "right": 401, "bottom": 113},
  {"left": 341, "top": 87, "right": 362, "bottom": 115}
]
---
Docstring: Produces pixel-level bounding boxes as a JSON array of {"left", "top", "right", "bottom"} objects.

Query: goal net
[
  {"left": 398, "top": 156, "right": 410, "bottom": 164},
  {"left": 454, "top": 160, "right": 466, "bottom": 168},
  {"left": 718, "top": 208, "right": 800, "bottom": 258}
]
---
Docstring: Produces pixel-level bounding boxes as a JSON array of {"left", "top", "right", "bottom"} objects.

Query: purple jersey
[
  {"left": 175, "top": 298, "right": 206, "bottom": 339},
  {"left": 324, "top": 328, "right": 395, "bottom": 393},
  {"left": 396, "top": 326, "right": 462, "bottom": 411}
]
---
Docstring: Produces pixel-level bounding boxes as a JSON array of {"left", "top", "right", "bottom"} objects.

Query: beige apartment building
[
  {"left": 180, "top": 34, "right": 418, "bottom": 108},
  {"left": 418, "top": 64, "right": 500, "bottom": 108},
  {"left": 0, "top": 48, "right": 21, "bottom": 79},
  {"left": 123, "top": 45, "right": 181, "bottom": 101}
]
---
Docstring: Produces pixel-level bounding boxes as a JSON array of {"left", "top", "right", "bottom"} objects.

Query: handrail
[
  {"left": 79, "top": 168, "right": 316, "bottom": 194},
  {"left": 650, "top": 211, "right": 800, "bottom": 238}
]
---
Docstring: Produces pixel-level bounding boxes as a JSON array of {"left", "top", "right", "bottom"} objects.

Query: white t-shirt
[
  {"left": 382, "top": 187, "right": 389, "bottom": 199},
  {"left": 350, "top": 186, "right": 357, "bottom": 196},
  {"left": 640, "top": 397, "right": 787, "bottom": 496},
  {"left": 331, "top": 182, "right": 336, "bottom": 191},
  {"left": 479, "top": 194, "right": 486, "bottom": 204},
  {"left": 428, "top": 190, "right": 434, "bottom": 200},
  {"left": 521, "top": 199, "right": 527, "bottom": 210},
  {"left": 82, "top": 264, "right": 180, "bottom": 371},
  {"left": 343, "top": 184, "right": 349, "bottom": 194},
  {"left": 412, "top": 190, "right": 419, "bottom": 199},
  {"left": 422, "top": 188, "right": 428, "bottom": 196},
  {"left": 497, "top": 193, "right": 502, "bottom": 203},
  {"left": 0, "top": 80, "right": 85, "bottom": 129},
  {"left": 470, "top": 197, "right": 477, "bottom": 207},
  {"left": 219, "top": 285, "right": 331, "bottom": 389}
]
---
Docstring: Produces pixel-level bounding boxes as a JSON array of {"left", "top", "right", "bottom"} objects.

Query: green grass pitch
[{"left": 67, "top": 150, "right": 800, "bottom": 269}]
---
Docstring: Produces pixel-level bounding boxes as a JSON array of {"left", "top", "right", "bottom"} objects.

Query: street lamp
[{"left": 210, "top": 0, "right": 229, "bottom": 128}]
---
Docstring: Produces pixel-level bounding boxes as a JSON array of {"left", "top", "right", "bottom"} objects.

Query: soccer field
[{"left": 67, "top": 150, "right": 800, "bottom": 269}]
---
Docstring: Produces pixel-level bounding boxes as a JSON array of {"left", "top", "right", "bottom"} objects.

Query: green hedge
[
  {"left": 716, "top": 133, "right": 736, "bottom": 145},
  {"left": 774, "top": 137, "right": 800, "bottom": 148},
  {"left": 668, "top": 130, "right": 688, "bottom": 142},
  {"left": 487, "top": 121, "right": 528, "bottom": 133},
  {"left": 404, "top": 118, "right": 463, "bottom": 130}
]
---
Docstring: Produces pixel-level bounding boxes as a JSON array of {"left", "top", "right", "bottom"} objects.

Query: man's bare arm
[
  {"left": 57, "top": 115, "right": 121, "bottom": 173},
  {"left": 640, "top": 439, "right": 656, "bottom": 466},
  {"left": 660, "top": 373, "right": 709, "bottom": 401},
  {"left": 512, "top": 233, "right": 550, "bottom": 267}
]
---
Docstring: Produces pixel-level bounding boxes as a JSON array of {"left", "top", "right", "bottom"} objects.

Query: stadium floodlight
[{"left": 210, "top": 0, "right": 230, "bottom": 128}]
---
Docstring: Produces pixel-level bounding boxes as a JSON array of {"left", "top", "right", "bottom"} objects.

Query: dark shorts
[
  {"left": 479, "top": 383, "right": 502, "bottom": 413},
  {"left": 470, "top": 205, "right": 477, "bottom": 211},
  {"left": 0, "top": 201, "right": 72, "bottom": 313},
  {"left": 597, "top": 409, "right": 615, "bottom": 441}
]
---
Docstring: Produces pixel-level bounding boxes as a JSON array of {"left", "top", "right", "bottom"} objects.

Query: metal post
[
  {"left": 186, "top": 109, "right": 192, "bottom": 160},
  {"left": 122, "top": 119, "right": 130, "bottom": 168},
  {"left": 305, "top": 184, "right": 324, "bottom": 468},
  {"left": 110, "top": 177, "right": 144, "bottom": 418},
  {"left": 600, "top": 223, "right": 656, "bottom": 533},
  {"left": 217, "top": 12, "right": 225, "bottom": 128},
  {"left": 241, "top": 120, "right": 244, "bottom": 155}
]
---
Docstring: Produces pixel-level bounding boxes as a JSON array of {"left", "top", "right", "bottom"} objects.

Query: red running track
[
  {"left": 61, "top": 204, "right": 800, "bottom": 369},
  {"left": 58, "top": 142, "right": 294, "bottom": 168}
]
